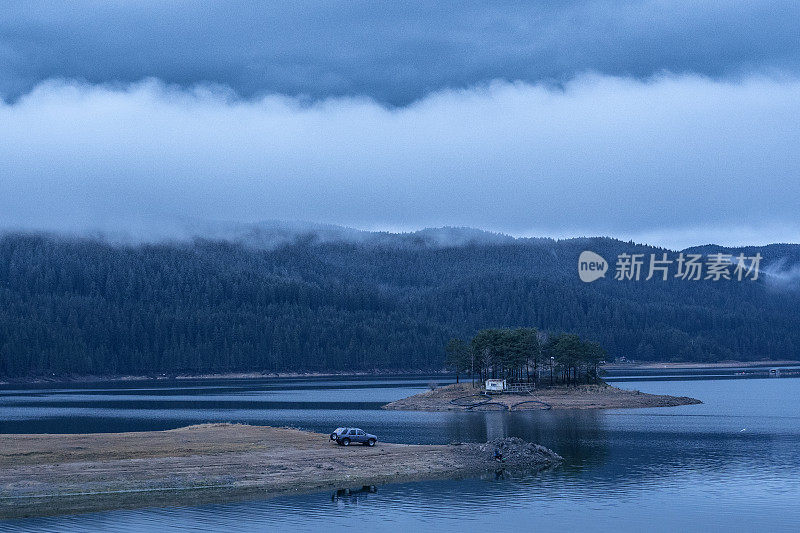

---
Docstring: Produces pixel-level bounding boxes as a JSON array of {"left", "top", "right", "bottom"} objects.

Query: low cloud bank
[{"left": 1, "top": 74, "right": 799, "bottom": 248}]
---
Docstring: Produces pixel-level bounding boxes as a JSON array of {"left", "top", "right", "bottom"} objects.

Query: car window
[
  {"left": 349, "top": 429, "right": 357, "bottom": 435},
  {"left": 357, "top": 430, "right": 365, "bottom": 436}
]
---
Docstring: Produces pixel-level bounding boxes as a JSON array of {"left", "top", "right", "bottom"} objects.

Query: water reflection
[
  {"left": 331, "top": 485, "right": 378, "bottom": 505},
  {"left": 1, "top": 376, "right": 799, "bottom": 531}
]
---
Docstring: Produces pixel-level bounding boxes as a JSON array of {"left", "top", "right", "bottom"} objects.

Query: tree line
[{"left": 446, "top": 328, "right": 605, "bottom": 386}]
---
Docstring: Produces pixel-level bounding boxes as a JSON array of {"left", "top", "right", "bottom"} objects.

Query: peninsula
[{"left": 0, "top": 423, "right": 561, "bottom": 519}]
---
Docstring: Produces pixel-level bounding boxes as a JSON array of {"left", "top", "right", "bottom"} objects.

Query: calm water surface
[{"left": 1, "top": 371, "right": 799, "bottom": 532}]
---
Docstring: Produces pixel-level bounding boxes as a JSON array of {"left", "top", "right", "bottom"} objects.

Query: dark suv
[{"left": 330, "top": 427, "right": 377, "bottom": 446}]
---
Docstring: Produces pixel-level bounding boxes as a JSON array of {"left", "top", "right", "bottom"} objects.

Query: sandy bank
[
  {"left": 382, "top": 383, "right": 702, "bottom": 411},
  {"left": 0, "top": 423, "right": 561, "bottom": 519}
]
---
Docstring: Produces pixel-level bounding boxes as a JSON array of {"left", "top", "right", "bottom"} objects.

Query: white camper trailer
[{"left": 485, "top": 379, "right": 507, "bottom": 392}]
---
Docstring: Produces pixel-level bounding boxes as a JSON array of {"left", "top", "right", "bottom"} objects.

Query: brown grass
[{"left": 0, "top": 423, "right": 559, "bottom": 519}]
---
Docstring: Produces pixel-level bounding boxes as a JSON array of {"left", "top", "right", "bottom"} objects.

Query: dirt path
[
  {"left": 0, "top": 423, "right": 560, "bottom": 519},
  {"left": 382, "top": 383, "right": 702, "bottom": 411}
]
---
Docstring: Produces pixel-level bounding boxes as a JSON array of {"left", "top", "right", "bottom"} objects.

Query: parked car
[{"left": 330, "top": 427, "right": 377, "bottom": 446}]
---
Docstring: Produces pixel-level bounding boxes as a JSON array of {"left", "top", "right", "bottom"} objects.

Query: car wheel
[
  {"left": 367, "top": 439, "right": 376, "bottom": 447},
  {"left": 342, "top": 438, "right": 350, "bottom": 446}
]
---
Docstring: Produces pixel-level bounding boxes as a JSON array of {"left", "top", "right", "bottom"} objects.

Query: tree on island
[
  {"left": 450, "top": 328, "right": 605, "bottom": 387},
  {"left": 467, "top": 327, "right": 540, "bottom": 384},
  {"left": 541, "top": 333, "right": 605, "bottom": 385}
]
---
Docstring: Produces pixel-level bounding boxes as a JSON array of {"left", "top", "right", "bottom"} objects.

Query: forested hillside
[{"left": 1, "top": 228, "right": 799, "bottom": 377}]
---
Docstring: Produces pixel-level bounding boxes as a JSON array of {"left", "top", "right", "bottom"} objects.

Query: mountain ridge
[{"left": 0, "top": 229, "right": 798, "bottom": 377}]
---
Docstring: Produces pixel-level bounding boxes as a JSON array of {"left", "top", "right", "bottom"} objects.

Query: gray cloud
[
  {"left": 1, "top": 74, "right": 798, "bottom": 248},
  {"left": 1, "top": 1, "right": 799, "bottom": 105}
]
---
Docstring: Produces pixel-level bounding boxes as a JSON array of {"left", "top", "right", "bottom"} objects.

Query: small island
[
  {"left": 0, "top": 424, "right": 561, "bottom": 519},
  {"left": 383, "top": 382, "right": 701, "bottom": 411},
  {"left": 384, "top": 329, "right": 702, "bottom": 411}
]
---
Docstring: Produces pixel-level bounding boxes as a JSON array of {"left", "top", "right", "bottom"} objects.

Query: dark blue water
[{"left": 1, "top": 372, "right": 799, "bottom": 532}]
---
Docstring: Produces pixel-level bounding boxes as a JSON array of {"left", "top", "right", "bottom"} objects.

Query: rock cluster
[{"left": 481, "top": 437, "right": 563, "bottom": 464}]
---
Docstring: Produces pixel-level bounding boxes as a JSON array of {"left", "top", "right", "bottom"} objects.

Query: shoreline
[
  {"left": 601, "top": 360, "right": 800, "bottom": 371},
  {"left": 382, "top": 383, "right": 702, "bottom": 411},
  {"left": 1, "top": 360, "right": 797, "bottom": 385},
  {"left": 0, "top": 424, "right": 561, "bottom": 519},
  {"left": 0, "top": 370, "right": 448, "bottom": 386}
]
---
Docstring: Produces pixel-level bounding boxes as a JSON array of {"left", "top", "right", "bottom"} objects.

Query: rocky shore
[{"left": 0, "top": 423, "right": 561, "bottom": 519}]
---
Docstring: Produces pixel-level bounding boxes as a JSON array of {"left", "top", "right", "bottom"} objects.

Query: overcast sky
[{"left": 1, "top": 1, "right": 799, "bottom": 248}]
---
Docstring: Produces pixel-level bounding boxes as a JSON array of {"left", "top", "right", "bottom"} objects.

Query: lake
[{"left": 1, "top": 370, "right": 799, "bottom": 532}]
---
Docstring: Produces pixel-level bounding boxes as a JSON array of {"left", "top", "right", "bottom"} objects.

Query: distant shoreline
[
  {"left": 0, "top": 370, "right": 445, "bottom": 386},
  {"left": 2, "top": 361, "right": 798, "bottom": 385},
  {"left": 601, "top": 360, "right": 800, "bottom": 371}
]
